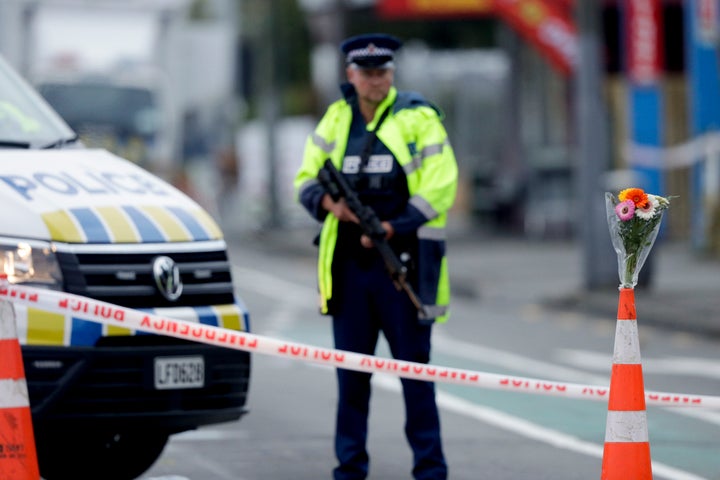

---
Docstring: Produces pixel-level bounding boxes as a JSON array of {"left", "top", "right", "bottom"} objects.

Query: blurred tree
[{"left": 240, "top": 0, "right": 312, "bottom": 117}]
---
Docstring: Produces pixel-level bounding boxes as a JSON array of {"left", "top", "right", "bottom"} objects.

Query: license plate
[{"left": 154, "top": 356, "right": 205, "bottom": 390}]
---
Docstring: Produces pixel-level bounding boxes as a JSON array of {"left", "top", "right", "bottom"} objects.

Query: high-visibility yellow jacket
[{"left": 294, "top": 86, "right": 458, "bottom": 322}]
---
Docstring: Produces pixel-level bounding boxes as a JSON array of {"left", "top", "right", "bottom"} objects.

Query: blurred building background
[{"left": 1, "top": 0, "right": 719, "bottom": 268}]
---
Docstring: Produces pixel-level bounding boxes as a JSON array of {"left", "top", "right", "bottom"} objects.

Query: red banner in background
[
  {"left": 377, "top": 0, "right": 494, "bottom": 19},
  {"left": 494, "top": 0, "right": 577, "bottom": 76},
  {"left": 626, "top": 0, "right": 663, "bottom": 84},
  {"left": 377, "top": 0, "right": 577, "bottom": 76}
]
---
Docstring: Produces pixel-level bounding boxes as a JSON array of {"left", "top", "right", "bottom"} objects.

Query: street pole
[
  {"left": 333, "top": 0, "right": 347, "bottom": 82},
  {"left": 261, "top": 0, "right": 282, "bottom": 229},
  {"left": 575, "top": 1, "right": 618, "bottom": 290}
]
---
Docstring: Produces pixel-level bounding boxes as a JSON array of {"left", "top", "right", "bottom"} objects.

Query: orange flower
[{"left": 618, "top": 188, "right": 649, "bottom": 209}]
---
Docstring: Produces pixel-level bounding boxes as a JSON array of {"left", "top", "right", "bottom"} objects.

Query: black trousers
[{"left": 331, "top": 254, "right": 447, "bottom": 480}]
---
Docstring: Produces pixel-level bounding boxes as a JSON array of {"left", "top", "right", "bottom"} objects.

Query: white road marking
[
  {"left": 233, "top": 265, "right": 317, "bottom": 306},
  {"left": 556, "top": 348, "right": 720, "bottom": 380},
  {"left": 433, "top": 333, "right": 610, "bottom": 385},
  {"left": 437, "top": 336, "right": 720, "bottom": 428},
  {"left": 439, "top": 390, "right": 706, "bottom": 480},
  {"left": 160, "top": 369, "right": 707, "bottom": 480},
  {"left": 228, "top": 265, "right": 714, "bottom": 479}
]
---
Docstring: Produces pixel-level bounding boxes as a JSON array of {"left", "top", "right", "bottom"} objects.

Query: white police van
[{"left": 0, "top": 54, "right": 250, "bottom": 479}]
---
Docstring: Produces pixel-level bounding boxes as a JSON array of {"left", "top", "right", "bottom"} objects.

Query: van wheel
[{"left": 37, "top": 430, "right": 169, "bottom": 480}]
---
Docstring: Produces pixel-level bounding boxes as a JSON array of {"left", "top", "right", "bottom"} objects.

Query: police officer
[{"left": 294, "top": 33, "right": 458, "bottom": 480}]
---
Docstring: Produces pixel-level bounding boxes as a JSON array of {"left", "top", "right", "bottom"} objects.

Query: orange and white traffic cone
[
  {"left": 601, "top": 288, "right": 652, "bottom": 479},
  {"left": 0, "top": 298, "right": 40, "bottom": 480}
]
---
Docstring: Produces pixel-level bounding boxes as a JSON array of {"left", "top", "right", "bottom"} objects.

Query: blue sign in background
[
  {"left": 685, "top": 0, "right": 720, "bottom": 250},
  {"left": 629, "top": 85, "right": 664, "bottom": 196}
]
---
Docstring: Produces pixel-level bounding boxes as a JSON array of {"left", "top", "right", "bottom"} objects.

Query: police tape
[
  {"left": 2, "top": 281, "right": 719, "bottom": 409},
  {"left": 626, "top": 131, "right": 720, "bottom": 170}
]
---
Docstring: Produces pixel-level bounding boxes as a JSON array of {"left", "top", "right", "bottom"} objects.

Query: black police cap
[{"left": 340, "top": 33, "right": 402, "bottom": 69}]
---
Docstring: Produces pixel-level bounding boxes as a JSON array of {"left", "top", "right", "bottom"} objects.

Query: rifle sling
[{"left": 360, "top": 102, "right": 393, "bottom": 169}]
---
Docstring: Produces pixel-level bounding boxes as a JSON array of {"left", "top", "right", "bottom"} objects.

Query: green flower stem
[{"left": 623, "top": 253, "right": 637, "bottom": 288}]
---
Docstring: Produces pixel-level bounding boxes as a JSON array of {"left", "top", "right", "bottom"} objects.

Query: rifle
[{"left": 318, "top": 159, "right": 430, "bottom": 321}]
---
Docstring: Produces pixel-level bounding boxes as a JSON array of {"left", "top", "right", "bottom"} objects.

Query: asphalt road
[{"left": 140, "top": 232, "right": 720, "bottom": 480}]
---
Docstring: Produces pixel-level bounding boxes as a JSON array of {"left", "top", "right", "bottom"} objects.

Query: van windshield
[
  {"left": 0, "top": 56, "right": 76, "bottom": 147},
  {"left": 38, "top": 82, "right": 157, "bottom": 137}
]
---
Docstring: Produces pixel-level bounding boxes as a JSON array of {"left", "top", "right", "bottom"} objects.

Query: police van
[{"left": 0, "top": 55, "right": 250, "bottom": 479}]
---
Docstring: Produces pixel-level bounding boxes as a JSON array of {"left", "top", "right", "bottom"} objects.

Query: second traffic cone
[
  {"left": 0, "top": 297, "right": 40, "bottom": 480},
  {"left": 601, "top": 288, "right": 652, "bottom": 479}
]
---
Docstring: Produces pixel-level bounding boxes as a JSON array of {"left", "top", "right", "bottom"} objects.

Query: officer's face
[{"left": 347, "top": 66, "right": 394, "bottom": 107}]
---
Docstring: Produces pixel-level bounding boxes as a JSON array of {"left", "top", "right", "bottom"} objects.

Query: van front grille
[{"left": 55, "top": 242, "right": 235, "bottom": 309}]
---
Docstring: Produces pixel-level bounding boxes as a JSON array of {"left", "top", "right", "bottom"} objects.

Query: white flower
[{"left": 635, "top": 194, "right": 659, "bottom": 220}]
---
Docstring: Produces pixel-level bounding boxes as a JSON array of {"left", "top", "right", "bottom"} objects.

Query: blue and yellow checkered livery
[
  {"left": 15, "top": 300, "right": 250, "bottom": 347},
  {"left": 41, "top": 205, "right": 223, "bottom": 243}
]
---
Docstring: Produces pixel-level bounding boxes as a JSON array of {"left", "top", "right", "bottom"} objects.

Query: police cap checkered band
[{"left": 341, "top": 33, "right": 402, "bottom": 68}]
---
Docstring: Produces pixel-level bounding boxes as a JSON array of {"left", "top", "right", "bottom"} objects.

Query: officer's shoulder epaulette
[{"left": 393, "top": 91, "right": 442, "bottom": 117}]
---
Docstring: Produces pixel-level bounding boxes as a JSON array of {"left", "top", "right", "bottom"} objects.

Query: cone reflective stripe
[
  {"left": 601, "top": 288, "right": 652, "bottom": 479},
  {"left": 0, "top": 299, "right": 40, "bottom": 480}
]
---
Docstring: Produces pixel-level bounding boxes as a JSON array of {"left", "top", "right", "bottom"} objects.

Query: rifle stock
[{"left": 318, "top": 159, "right": 430, "bottom": 321}]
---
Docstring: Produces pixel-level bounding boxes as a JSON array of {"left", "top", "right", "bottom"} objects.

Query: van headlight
[{"left": 0, "top": 240, "right": 63, "bottom": 289}]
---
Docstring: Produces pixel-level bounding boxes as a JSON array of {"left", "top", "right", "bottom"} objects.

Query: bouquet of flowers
[{"left": 606, "top": 188, "right": 671, "bottom": 289}]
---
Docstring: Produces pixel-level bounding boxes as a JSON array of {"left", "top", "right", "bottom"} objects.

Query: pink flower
[{"left": 615, "top": 200, "right": 635, "bottom": 221}]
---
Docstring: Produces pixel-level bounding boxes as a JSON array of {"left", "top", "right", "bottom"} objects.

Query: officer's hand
[
  {"left": 322, "top": 194, "right": 359, "bottom": 223},
  {"left": 360, "top": 221, "right": 394, "bottom": 248}
]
